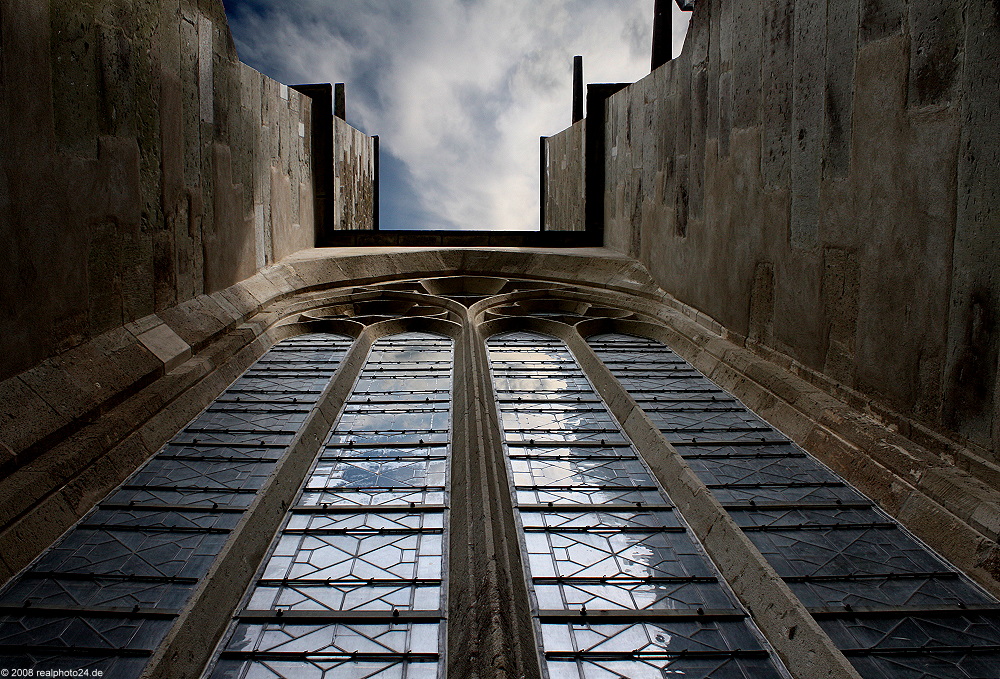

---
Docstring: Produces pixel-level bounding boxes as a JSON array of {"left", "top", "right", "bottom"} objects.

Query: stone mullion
[
  {"left": 140, "top": 330, "right": 372, "bottom": 679},
  {"left": 448, "top": 313, "right": 541, "bottom": 679},
  {"left": 560, "top": 325, "right": 863, "bottom": 679}
]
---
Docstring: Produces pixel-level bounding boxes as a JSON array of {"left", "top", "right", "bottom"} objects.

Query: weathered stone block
[{"left": 136, "top": 322, "right": 192, "bottom": 372}]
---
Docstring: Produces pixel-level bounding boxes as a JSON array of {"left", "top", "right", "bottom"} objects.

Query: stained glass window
[
  {"left": 487, "top": 332, "right": 788, "bottom": 679},
  {"left": 208, "top": 332, "right": 452, "bottom": 679},
  {"left": 588, "top": 333, "right": 1000, "bottom": 678},
  {"left": 0, "top": 334, "right": 351, "bottom": 677}
]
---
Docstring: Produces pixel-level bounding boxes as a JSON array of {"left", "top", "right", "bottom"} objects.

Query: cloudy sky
[{"left": 221, "top": 0, "right": 690, "bottom": 230}]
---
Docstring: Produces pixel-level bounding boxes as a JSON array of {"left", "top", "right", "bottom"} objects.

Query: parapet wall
[
  {"left": 333, "top": 117, "right": 376, "bottom": 235},
  {"left": 0, "top": 0, "right": 375, "bottom": 382},
  {"left": 558, "top": 0, "right": 1000, "bottom": 464},
  {"left": 542, "top": 120, "right": 585, "bottom": 232}
]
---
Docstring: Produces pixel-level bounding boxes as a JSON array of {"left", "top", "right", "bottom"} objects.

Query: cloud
[{"left": 223, "top": 0, "right": 691, "bottom": 230}]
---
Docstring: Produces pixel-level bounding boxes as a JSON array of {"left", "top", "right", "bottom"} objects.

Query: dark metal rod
[
  {"left": 651, "top": 0, "right": 672, "bottom": 70},
  {"left": 540, "top": 135, "right": 547, "bottom": 231},
  {"left": 334, "top": 82, "right": 346, "bottom": 120},
  {"left": 572, "top": 56, "right": 584, "bottom": 123}
]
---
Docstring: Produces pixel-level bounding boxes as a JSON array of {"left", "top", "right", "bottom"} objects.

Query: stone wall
[
  {"left": 0, "top": 0, "right": 374, "bottom": 382},
  {"left": 550, "top": 0, "right": 1000, "bottom": 464},
  {"left": 542, "top": 120, "right": 585, "bottom": 231},
  {"left": 333, "top": 116, "right": 376, "bottom": 233}
]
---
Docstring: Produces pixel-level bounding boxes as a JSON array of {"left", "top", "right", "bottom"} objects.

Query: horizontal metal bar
[
  {"left": 237, "top": 610, "right": 442, "bottom": 622},
  {"left": 154, "top": 453, "right": 283, "bottom": 463},
  {"left": 182, "top": 428, "right": 302, "bottom": 436},
  {"left": 705, "top": 482, "right": 845, "bottom": 489},
  {"left": 623, "top": 388, "right": 726, "bottom": 394},
  {"left": 280, "top": 528, "right": 443, "bottom": 536},
  {"left": 673, "top": 439, "right": 796, "bottom": 448},
  {"left": 841, "top": 644, "right": 1000, "bottom": 656},
  {"left": 682, "top": 452, "right": 806, "bottom": 460},
  {"left": 658, "top": 426, "right": 774, "bottom": 433},
  {"left": 534, "top": 576, "right": 719, "bottom": 585},
  {"left": 722, "top": 502, "right": 873, "bottom": 511},
  {"left": 739, "top": 522, "right": 896, "bottom": 532},
  {"left": 75, "top": 523, "right": 233, "bottom": 534},
  {"left": 500, "top": 398, "right": 603, "bottom": 404},
  {"left": 205, "top": 405, "right": 312, "bottom": 413},
  {"left": 675, "top": 438, "right": 791, "bottom": 446},
  {"left": 523, "top": 526, "right": 686, "bottom": 534},
  {"left": 784, "top": 572, "right": 960, "bottom": 583},
  {"left": 24, "top": 571, "right": 200, "bottom": 585},
  {"left": 509, "top": 454, "right": 640, "bottom": 461},
  {"left": 544, "top": 649, "right": 770, "bottom": 660},
  {"left": 301, "top": 486, "right": 445, "bottom": 492},
  {"left": 643, "top": 407, "right": 747, "bottom": 414},
  {"left": 506, "top": 441, "right": 633, "bottom": 449},
  {"left": 222, "top": 388, "right": 324, "bottom": 394},
  {"left": 324, "top": 442, "right": 449, "bottom": 449},
  {"left": 536, "top": 609, "right": 743, "bottom": 622},
  {"left": 515, "top": 484, "right": 660, "bottom": 492},
  {"left": 119, "top": 484, "right": 259, "bottom": 493},
  {"left": 810, "top": 603, "right": 1000, "bottom": 619},
  {"left": 316, "top": 455, "right": 448, "bottom": 461},
  {"left": 164, "top": 441, "right": 289, "bottom": 449},
  {"left": 352, "top": 399, "right": 451, "bottom": 405},
  {"left": 218, "top": 651, "right": 439, "bottom": 661},
  {"left": 331, "top": 431, "right": 451, "bottom": 436},
  {"left": 518, "top": 504, "right": 674, "bottom": 512},
  {"left": 634, "top": 396, "right": 736, "bottom": 402},
  {"left": 257, "top": 578, "right": 440, "bottom": 587},
  {"left": 505, "top": 429, "right": 622, "bottom": 435},
  {"left": 99, "top": 502, "right": 247, "bottom": 513},
  {"left": 291, "top": 505, "right": 448, "bottom": 514},
  {"left": 0, "top": 604, "right": 178, "bottom": 619}
]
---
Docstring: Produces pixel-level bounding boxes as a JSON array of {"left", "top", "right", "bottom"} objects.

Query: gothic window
[
  {"left": 0, "top": 334, "right": 352, "bottom": 677},
  {"left": 587, "top": 333, "right": 1000, "bottom": 678},
  {"left": 487, "top": 331, "right": 789, "bottom": 679},
  {"left": 207, "top": 332, "right": 452, "bottom": 679},
  {"left": 6, "top": 279, "right": 1000, "bottom": 679}
]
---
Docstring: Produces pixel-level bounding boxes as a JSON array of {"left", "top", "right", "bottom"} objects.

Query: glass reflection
[
  {"left": 207, "top": 333, "right": 453, "bottom": 679},
  {"left": 487, "top": 332, "right": 786, "bottom": 678},
  {"left": 588, "top": 333, "right": 1000, "bottom": 678}
]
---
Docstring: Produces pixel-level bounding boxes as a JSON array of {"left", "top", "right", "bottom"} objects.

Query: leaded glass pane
[
  {"left": 262, "top": 532, "right": 442, "bottom": 581},
  {"left": 546, "top": 656, "right": 781, "bottom": 679},
  {"left": 0, "top": 334, "right": 351, "bottom": 676},
  {"left": 588, "top": 333, "right": 1000, "bottom": 677},
  {"left": 533, "top": 580, "right": 734, "bottom": 612},
  {"left": 487, "top": 332, "right": 788, "bottom": 676},
  {"left": 211, "top": 658, "right": 439, "bottom": 679},
  {"left": 208, "top": 333, "right": 452, "bottom": 678},
  {"left": 540, "top": 620, "right": 764, "bottom": 654}
]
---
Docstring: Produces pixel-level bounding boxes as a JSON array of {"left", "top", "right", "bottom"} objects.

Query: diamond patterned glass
[
  {"left": 208, "top": 333, "right": 452, "bottom": 678},
  {"left": 487, "top": 332, "right": 786, "bottom": 678},
  {"left": 0, "top": 334, "right": 351, "bottom": 677},
  {"left": 588, "top": 333, "right": 1000, "bottom": 677}
]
